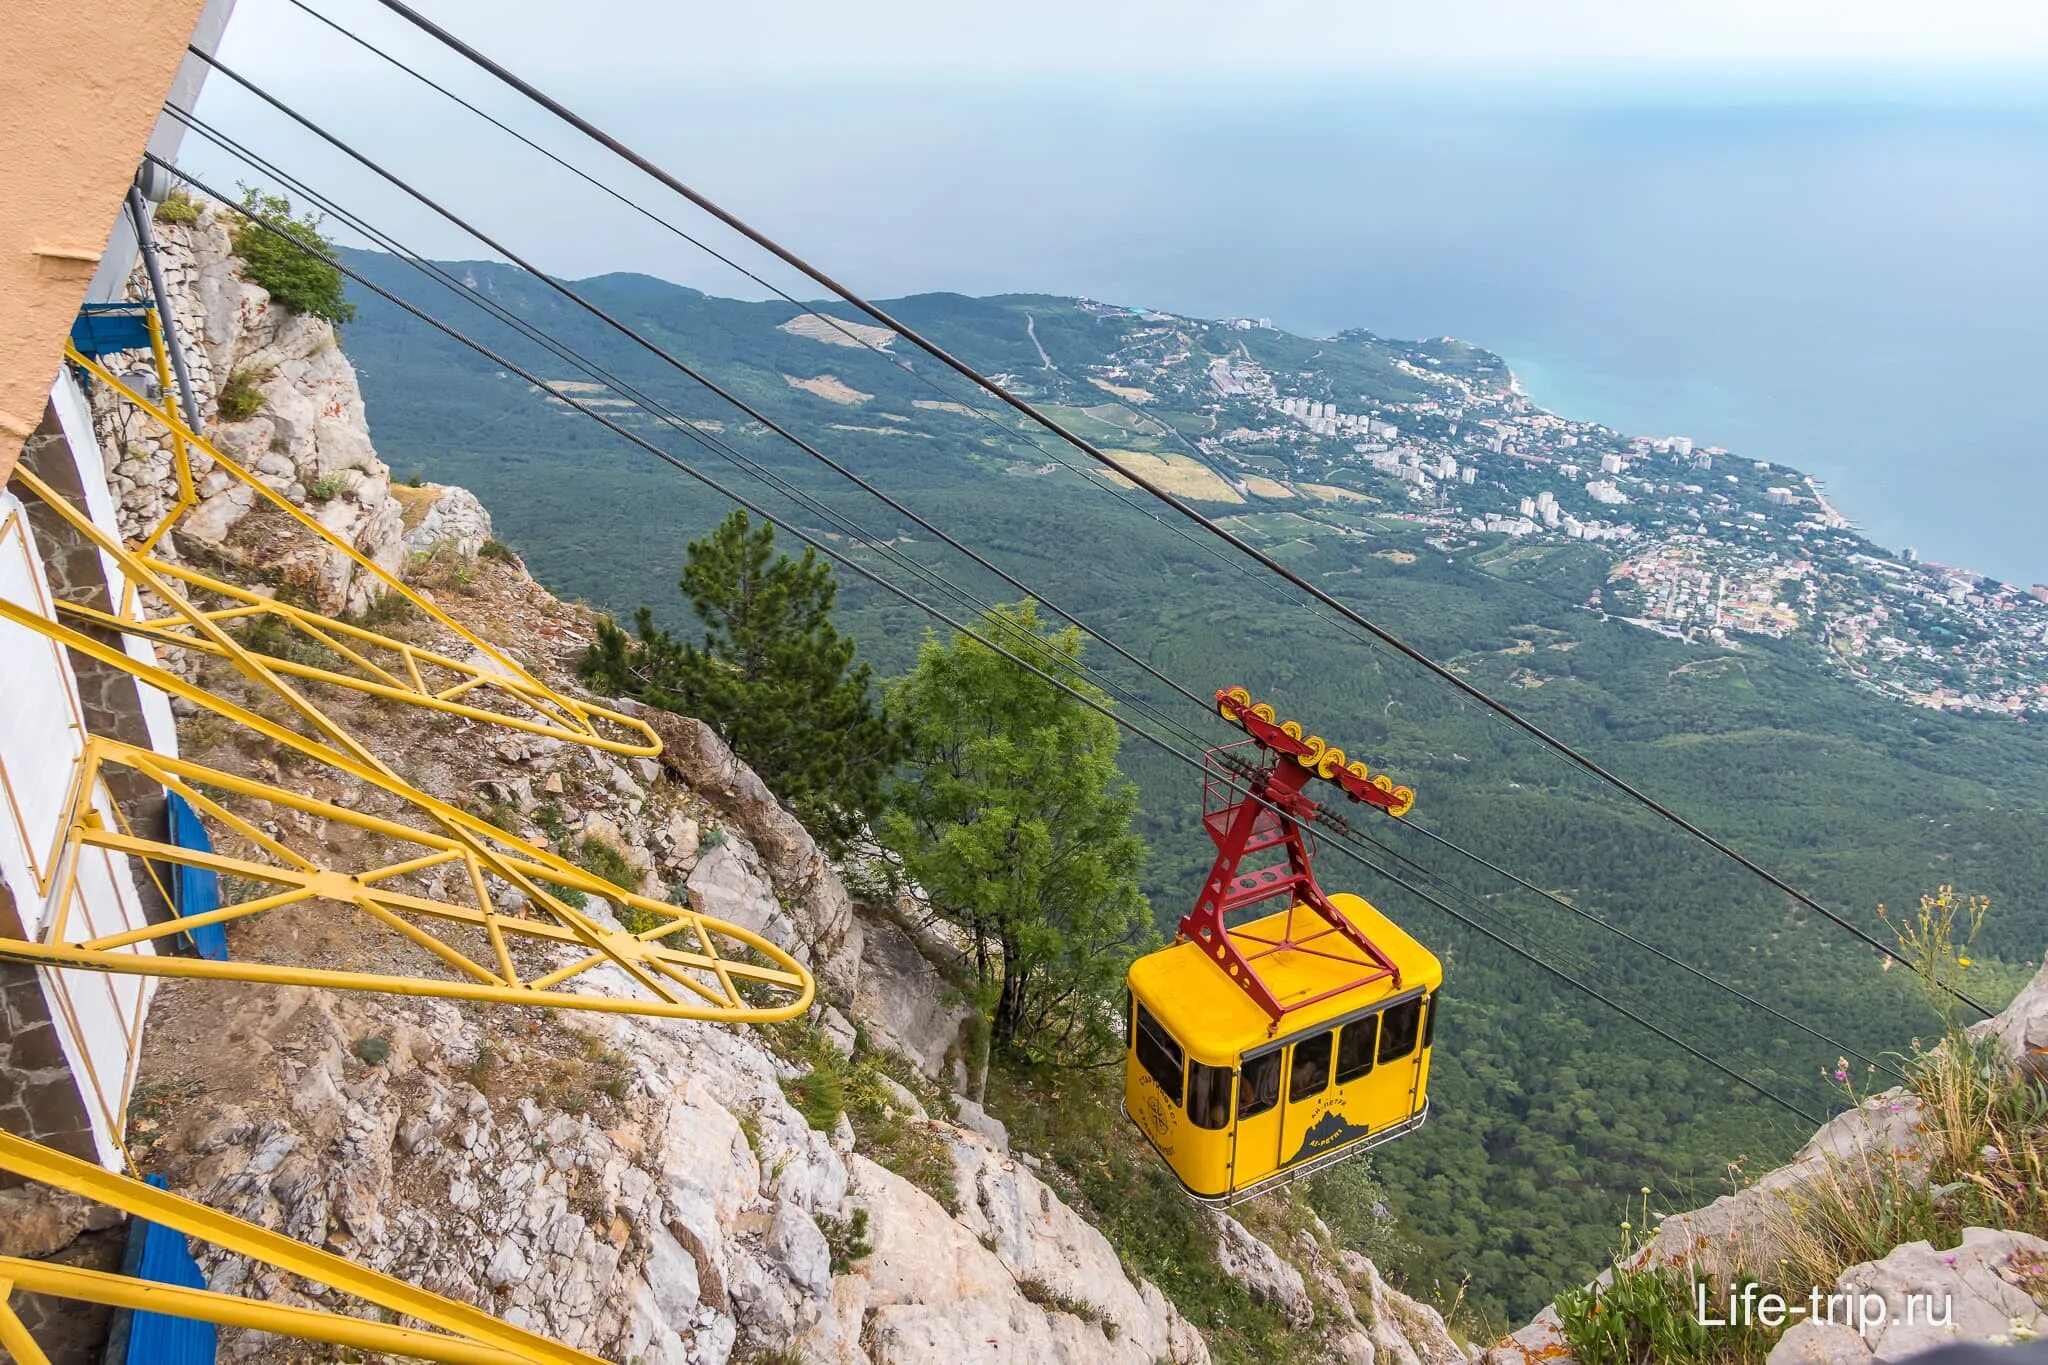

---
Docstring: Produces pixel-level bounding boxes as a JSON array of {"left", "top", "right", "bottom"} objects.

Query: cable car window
[
  {"left": 1379, "top": 997, "right": 1423, "bottom": 1063},
  {"left": 1238, "top": 1051, "right": 1281, "bottom": 1120},
  {"left": 1134, "top": 1002, "right": 1184, "bottom": 1105},
  {"left": 1422, "top": 993, "right": 1438, "bottom": 1050},
  {"left": 1188, "top": 1061, "right": 1232, "bottom": 1130},
  {"left": 1290, "top": 1031, "right": 1333, "bottom": 1102},
  {"left": 1335, "top": 1014, "right": 1378, "bottom": 1084}
]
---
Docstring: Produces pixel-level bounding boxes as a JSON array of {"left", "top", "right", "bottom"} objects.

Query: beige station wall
[{"left": 0, "top": 0, "right": 211, "bottom": 484}]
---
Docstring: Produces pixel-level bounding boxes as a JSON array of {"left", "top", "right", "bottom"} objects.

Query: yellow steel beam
[
  {"left": 54, "top": 589, "right": 650, "bottom": 755},
  {"left": 133, "top": 306, "right": 195, "bottom": 557},
  {"left": 12, "top": 451, "right": 697, "bottom": 1009},
  {"left": 62, "top": 342, "right": 659, "bottom": 757},
  {"left": 10, "top": 352, "right": 814, "bottom": 1023},
  {"left": 73, "top": 827, "right": 797, "bottom": 990},
  {"left": 0, "top": 1258, "right": 545, "bottom": 1365},
  {"left": 0, "top": 1133, "right": 604, "bottom": 1365},
  {"left": 0, "top": 1294, "right": 49, "bottom": 1365},
  {"left": 85, "top": 736, "right": 801, "bottom": 982},
  {"left": 0, "top": 476, "right": 794, "bottom": 1017},
  {"left": 2, "top": 735, "right": 808, "bottom": 1022}
]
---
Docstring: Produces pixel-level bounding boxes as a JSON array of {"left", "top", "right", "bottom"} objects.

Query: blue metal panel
[
  {"left": 116, "top": 1175, "right": 218, "bottom": 1365},
  {"left": 165, "top": 792, "right": 229, "bottom": 961},
  {"left": 70, "top": 303, "right": 153, "bottom": 359}
]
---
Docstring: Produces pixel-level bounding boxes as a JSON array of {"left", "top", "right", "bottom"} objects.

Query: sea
[{"left": 194, "top": 71, "right": 2048, "bottom": 582}]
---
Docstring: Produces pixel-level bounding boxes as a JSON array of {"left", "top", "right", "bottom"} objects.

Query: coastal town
[{"left": 1058, "top": 302, "right": 2048, "bottom": 720}]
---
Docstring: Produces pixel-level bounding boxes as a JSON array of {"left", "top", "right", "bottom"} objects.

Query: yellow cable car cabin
[{"left": 1125, "top": 689, "right": 1441, "bottom": 1203}]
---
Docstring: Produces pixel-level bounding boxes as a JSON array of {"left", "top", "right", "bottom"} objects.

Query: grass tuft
[
  {"left": 153, "top": 190, "right": 200, "bottom": 226},
  {"left": 217, "top": 365, "right": 272, "bottom": 422},
  {"left": 818, "top": 1206, "right": 873, "bottom": 1274}
]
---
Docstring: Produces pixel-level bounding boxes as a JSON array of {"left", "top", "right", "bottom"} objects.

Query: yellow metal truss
[
  {"left": 0, "top": 316, "right": 805, "bottom": 1364},
  {"left": 15, "top": 734, "right": 808, "bottom": 1018},
  {"left": 130, "top": 306, "right": 195, "bottom": 557},
  {"left": 0, "top": 576, "right": 812, "bottom": 1021},
  {"left": 0, "top": 333, "right": 814, "bottom": 1022},
  {"left": 64, "top": 341, "right": 659, "bottom": 759},
  {"left": 0, "top": 1131, "right": 604, "bottom": 1364}
]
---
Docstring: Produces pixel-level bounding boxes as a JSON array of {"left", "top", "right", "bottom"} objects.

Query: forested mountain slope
[{"left": 333, "top": 251, "right": 2048, "bottom": 1322}]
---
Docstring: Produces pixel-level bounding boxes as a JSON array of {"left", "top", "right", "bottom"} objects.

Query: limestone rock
[
  {"left": 1212, "top": 1211, "right": 1314, "bottom": 1328},
  {"left": 768, "top": 1199, "right": 834, "bottom": 1298},
  {"left": 1349, "top": 1250, "right": 1468, "bottom": 1364},
  {"left": 1813, "top": 1227, "right": 2048, "bottom": 1361},
  {"left": 0, "top": 1186, "right": 123, "bottom": 1259},
  {"left": 688, "top": 843, "right": 803, "bottom": 959},
  {"left": 1479, "top": 1304, "right": 1569, "bottom": 1365},
  {"left": 1762, "top": 1228, "right": 2048, "bottom": 1363},
  {"left": 76, "top": 222, "right": 1243, "bottom": 1364},
  {"left": 1971, "top": 953, "right": 2048, "bottom": 1078},
  {"left": 818, "top": 1004, "right": 858, "bottom": 1059},
  {"left": 639, "top": 1214, "right": 700, "bottom": 1319},
  {"left": 582, "top": 812, "right": 653, "bottom": 881},
  {"left": 402, "top": 483, "right": 495, "bottom": 559},
  {"left": 1768, "top": 1320, "right": 1873, "bottom": 1364},
  {"left": 644, "top": 709, "right": 862, "bottom": 996},
  {"left": 852, "top": 1155, "right": 1209, "bottom": 1364},
  {"left": 1642, "top": 1088, "right": 1929, "bottom": 1287},
  {"left": 665, "top": 812, "right": 702, "bottom": 863},
  {"left": 853, "top": 911, "right": 977, "bottom": 1087},
  {"left": 951, "top": 1095, "right": 1008, "bottom": 1152},
  {"left": 89, "top": 200, "right": 405, "bottom": 614},
  {"left": 1493, "top": 964, "right": 2048, "bottom": 1362}
]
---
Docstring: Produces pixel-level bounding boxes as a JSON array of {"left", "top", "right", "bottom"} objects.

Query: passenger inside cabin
[{"left": 1242, "top": 1052, "right": 1281, "bottom": 1115}]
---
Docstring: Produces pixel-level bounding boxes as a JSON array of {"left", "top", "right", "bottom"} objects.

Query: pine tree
[
  {"left": 878, "top": 601, "right": 1154, "bottom": 1063},
  {"left": 580, "top": 510, "right": 896, "bottom": 850},
  {"left": 230, "top": 188, "right": 355, "bottom": 324}
]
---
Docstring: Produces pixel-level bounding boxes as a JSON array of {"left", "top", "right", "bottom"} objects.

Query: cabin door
[
  {"left": 1229, "top": 1046, "right": 1284, "bottom": 1193},
  {"left": 1277, "top": 1025, "right": 1344, "bottom": 1168}
]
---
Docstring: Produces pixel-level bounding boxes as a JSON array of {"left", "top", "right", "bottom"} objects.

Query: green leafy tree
[
  {"left": 230, "top": 188, "right": 355, "bottom": 324},
  {"left": 879, "top": 601, "right": 1153, "bottom": 1063},
  {"left": 580, "top": 510, "right": 895, "bottom": 850}
]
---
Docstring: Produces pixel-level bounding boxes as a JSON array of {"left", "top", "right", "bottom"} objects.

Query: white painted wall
[
  {"left": 48, "top": 370, "right": 178, "bottom": 755},
  {"left": 0, "top": 370, "right": 169, "bottom": 1169}
]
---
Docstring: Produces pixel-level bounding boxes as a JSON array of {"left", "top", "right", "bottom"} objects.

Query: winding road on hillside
[{"left": 1025, "top": 313, "right": 1056, "bottom": 369}]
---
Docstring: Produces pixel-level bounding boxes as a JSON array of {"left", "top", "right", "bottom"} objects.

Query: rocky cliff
[
  {"left": 1485, "top": 962, "right": 2048, "bottom": 1365},
  {"left": 28, "top": 199, "right": 1480, "bottom": 1365},
  {"left": 99, "top": 199, "right": 403, "bottom": 614}
]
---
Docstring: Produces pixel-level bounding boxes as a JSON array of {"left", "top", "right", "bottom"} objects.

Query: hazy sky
[
  {"left": 224, "top": 0, "right": 2048, "bottom": 83},
  {"left": 184, "top": 0, "right": 2048, "bottom": 581}
]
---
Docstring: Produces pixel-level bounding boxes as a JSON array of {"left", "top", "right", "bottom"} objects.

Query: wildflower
[
  {"left": 1641, "top": 1186, "right": 1652, "bottom": 1196},
  {"left": 1959, "top": 956, "right": 1973, "bottom": 967},
  {"left": 1944, "top": 1254, "right": 1959, "bottom": 1268}
]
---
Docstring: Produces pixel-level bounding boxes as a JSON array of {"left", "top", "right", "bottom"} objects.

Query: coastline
[{"left": 1497, "top": 347, "right": 2012, "bottom": 586}]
